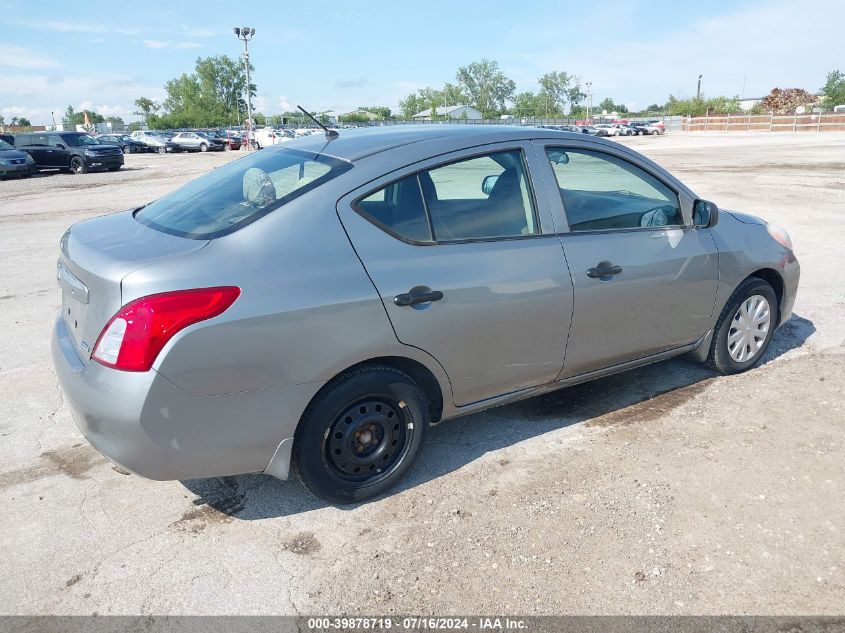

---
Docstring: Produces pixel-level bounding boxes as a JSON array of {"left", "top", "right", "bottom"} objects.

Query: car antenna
[{"left": 297, "top": 105, "right": 338, "bottom": 140}]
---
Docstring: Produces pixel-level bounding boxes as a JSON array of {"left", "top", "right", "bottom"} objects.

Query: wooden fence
[{"left": 682, "top": 113, "right": 845, "bottom": 132}]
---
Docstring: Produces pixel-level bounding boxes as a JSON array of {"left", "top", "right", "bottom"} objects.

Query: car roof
[{"left": 281, "top": 124, "right": 594, "bottom": 162}]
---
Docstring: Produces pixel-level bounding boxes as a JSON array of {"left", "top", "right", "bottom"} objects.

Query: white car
[
  {"left": 593, "top": 124, "right": 620, "bottom": 136},
  {"left": 130, "top": 130, "right": 174, "bottom": 153},
  {"left": 253, "top": 128, "right": 291, "bottom": 149}
]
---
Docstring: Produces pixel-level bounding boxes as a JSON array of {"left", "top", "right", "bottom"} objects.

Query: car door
[
  {"left": 18, "top": 134, "right": 48, "bottom": 166},
  {"left": 47, "top": 134, "right": 71, "bottom": 168},
  {"left": 533, "top": 141, "right": 719, "bottom": 378},
  {"left": 337, "top": 142, "right": 573, "bottom": 407}
]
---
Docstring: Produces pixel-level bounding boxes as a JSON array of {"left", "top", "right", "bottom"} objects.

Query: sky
[{"left": 1, "top": 0, "right": 843, "bottom": 125}]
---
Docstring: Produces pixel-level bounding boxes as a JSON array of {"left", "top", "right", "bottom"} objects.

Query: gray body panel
[{"left": 50, "top": 126, "right": 800, "bottom": 483}]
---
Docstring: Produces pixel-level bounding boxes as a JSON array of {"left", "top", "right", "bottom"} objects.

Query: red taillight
[{"left": 92, "top": 286, "right": 240, "bottom": 372}]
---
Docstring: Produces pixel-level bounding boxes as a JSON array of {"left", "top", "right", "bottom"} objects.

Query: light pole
[
  {"left": 234, "top": 26, "right": 255, "bottom": 147},
  {"left": 586, "top": 81, "right": 592, "bottom": 122},
  {"left": 696, "top": 74, "right": 702, "bottom": 101}
]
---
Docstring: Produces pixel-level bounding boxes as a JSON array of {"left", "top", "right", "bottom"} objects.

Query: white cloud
[
  {"left": 0, "top": 73, "right": 165, "bottom": 125},
  {"left": 0, "top": 45, "right": 59, "bottom": 69},
  {"left": 143, "top": 39, "right": 202, "bottom": 49}
]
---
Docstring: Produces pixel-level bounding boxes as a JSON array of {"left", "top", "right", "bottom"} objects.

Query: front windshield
[
  {"left": 63, "top": 134, "right": 99, "bottom": 147},
  {"left": 135, "top": 147, "right": 352, "bottom": 239},
  {"left": 0, "top": 140, "right": 13, "bottom": 150}
]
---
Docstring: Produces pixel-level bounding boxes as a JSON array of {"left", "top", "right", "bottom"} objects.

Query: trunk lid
[{"left": 58, "top": 209, "right": 208, "bottom": 364}]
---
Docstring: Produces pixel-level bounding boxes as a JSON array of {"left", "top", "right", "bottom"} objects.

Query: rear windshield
[{"left": 134, "top": 147, "right": 352, "bottom": 239}]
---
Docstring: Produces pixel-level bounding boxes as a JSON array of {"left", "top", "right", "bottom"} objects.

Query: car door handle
[
  {"left": 394, "top": 286, "right": 444, "bottom": 307},
  {"left": 586, "top": 262, "right": 623, "bottom": 279}
]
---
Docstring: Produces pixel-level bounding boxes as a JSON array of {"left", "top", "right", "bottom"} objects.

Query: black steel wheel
[
  {"left": 295, "top": 366, "right": 429, "bottom": 504},
  {"left": 324, "top": 397, "right": 410, "bottom": 483}
]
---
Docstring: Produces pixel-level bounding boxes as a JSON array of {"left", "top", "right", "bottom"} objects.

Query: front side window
[
  {"left": 60, "top": 133, "right": 99, "bottom": 147},
  {"left": 135, "top": 148, "right": 351, "bottom": 239},
  {"left": 545, "top": 148, "right": 682, "bottom": 231}
]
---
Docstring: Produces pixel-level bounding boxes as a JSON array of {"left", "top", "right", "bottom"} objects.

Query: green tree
[
  {"left": 340, "top": 112, "right": 372, "bottom": 123},
  {"left": 356, "top": 106, "right": 393, "bottom": 119},
  {"left": 133, "top": 97, "right": 159, "bottom": 124},
  {"left": 598, "top": 97, "right": 616, "bottom": 113},
  {"left": 537, "top": 71, "right": 576, "bottom": 114},
  {"left": 399, "top": 93, "right": 427, "bottom": 119},
  {"left": 155, "top": 55, "right": 255, "bottom": 128},
  {"left": 63, "top": 106, "right": 104, "bottom": 126},
  {"left": 0, "top": 115, "right": 4, "bottom": 126},
  {"left": 511, "top": 91, "right": 544, "bottom": 117},
  {"left": 10, "top": 116, "right": 32, "bottom": 126},
  {"left": 455, "top": 58, "right": 516, "bottom": 117},
  {"left": 821, "top": 70, "right": 845, "bottom": 107},
  {"left": 646, "top": 103, "right": 661, "bottom": 112}
]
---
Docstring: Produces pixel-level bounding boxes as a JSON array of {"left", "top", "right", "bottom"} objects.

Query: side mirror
[
  {"left": 481, "top": 174, "right": 499, "bottom": 195},
  {"left": 56, "top": 143, "right": 66, "bottom": 150},
  {"left": 693, "top": 199, "right": 719, "bottom": 228}
]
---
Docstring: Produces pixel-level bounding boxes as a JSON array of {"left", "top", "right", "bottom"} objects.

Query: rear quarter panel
[{"left": 122, "top": 180, "right": 451, "bottom": 401}]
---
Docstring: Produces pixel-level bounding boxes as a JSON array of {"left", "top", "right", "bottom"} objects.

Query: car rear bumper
[{"left": 51, "top": 315, "right": 321, "bottom": 481}]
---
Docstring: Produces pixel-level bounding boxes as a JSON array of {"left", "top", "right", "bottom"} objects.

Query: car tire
[
  {"left": 122, "top": 145, "right": 132, "bottom": 154},
  {"left": 69, "top": 157, "right": 87, "bottom": 174},
  {"left": 294, "top": 365, "right": 429, "bottom": 504},
  {"left": 157, "top": 147, "right": 166, "bottom": 154},
  {"left": 706, "top": 277, "right": 778, "bottom": 375},
  {"left": 199, "top": 143, "right": 208, "bottom": 152},
  {"left": 651, "top": 130, "right": 660, "bottom": 135}
]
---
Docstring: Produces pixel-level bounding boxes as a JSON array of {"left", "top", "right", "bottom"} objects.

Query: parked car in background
[
  {"left": 205, "top": 130, "right": 241, "bottom": 151},
  {"left": 15, "top": 132, "right": 123, "bottom": 174},
  {"left": 254, "top": 127, "right": 293, "bottom": 149},
  {"left": 170, "top": 131, "right": 226, "bottom": 152},
  {"left": 594, "top": 124, "right": 620, "bottom": 136},
  {"left": 577, "top": 125, "right": 607, "bottom": 136},
  {"left": 630, "top": 122, "right": 664, "bottom": 135},
  {"left": 0, "top": 137, "right": 35, "bottom": 178},
  {"left": 0, "top": 133, "right": 15, "bottom": 146},
  {"left": 96, "top": 134, "right": 147, "bottom": 154},
  {"left": 130, "top": 130, "right": 179, "bottom": 153},
  {"left": 612, "top": 124, "right": 636, "bottom": 136},
  {"left": 50, "top": 126, "right": 799, "bottom": 504}
]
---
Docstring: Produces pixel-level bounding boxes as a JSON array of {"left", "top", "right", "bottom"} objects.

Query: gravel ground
[{"left": 0, "top": 133, "right": 843, "bottom": 615}]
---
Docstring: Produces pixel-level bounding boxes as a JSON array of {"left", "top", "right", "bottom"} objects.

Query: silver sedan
[{"left": 51, "top": 126, "right": 799, "bottom": 503}]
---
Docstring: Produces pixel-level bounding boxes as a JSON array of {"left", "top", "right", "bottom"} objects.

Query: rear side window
[
  {"left": 354, "top": 149, "right": 537, "bottom": 243},
  {"left": 356, "top": 175, "right": 431, "bottom": 242},
  {"left": 135, "top": 148, "right": 351, "bottom": 239}
]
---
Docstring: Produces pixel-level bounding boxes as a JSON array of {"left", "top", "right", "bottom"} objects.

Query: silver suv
[{"left": 52, "top": 126, "right": 799, "bottom": 503}]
